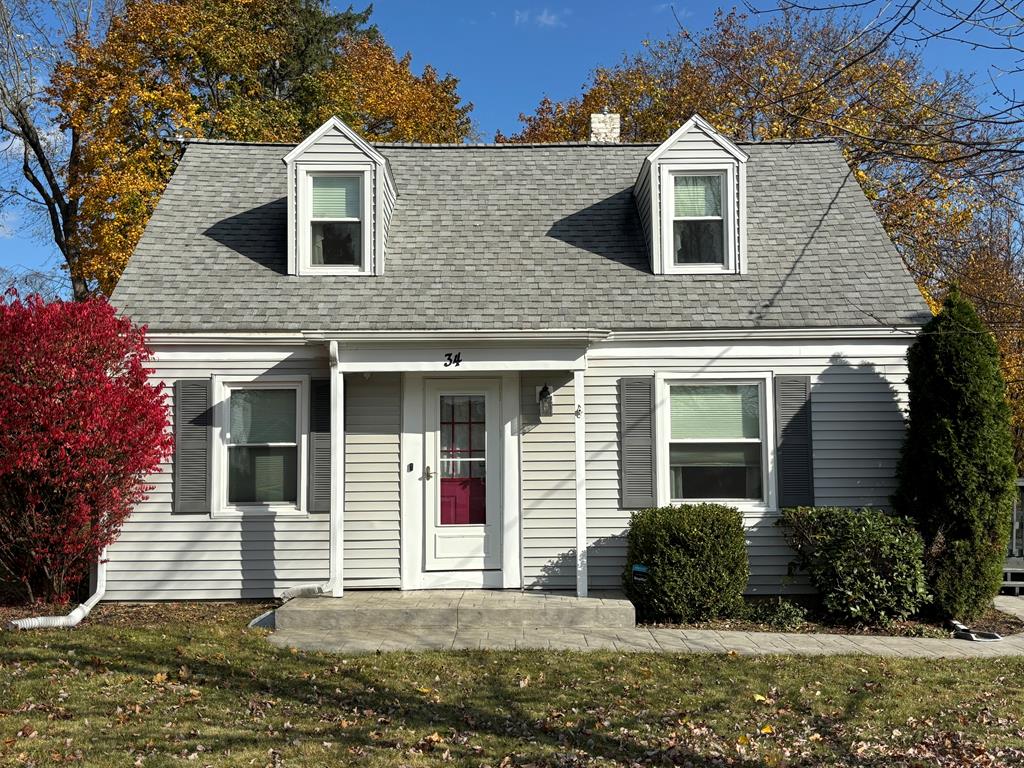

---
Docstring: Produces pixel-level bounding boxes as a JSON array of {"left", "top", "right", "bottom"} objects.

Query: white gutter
[{"left": 8, "top": 549, "right": 108, "bottom": 630}]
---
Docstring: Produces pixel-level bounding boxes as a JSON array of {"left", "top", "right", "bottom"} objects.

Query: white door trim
[{"left": 399, "top": 372, "right": 521, "bottom": 590}]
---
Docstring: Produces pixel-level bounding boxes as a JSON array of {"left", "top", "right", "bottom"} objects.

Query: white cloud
[
  {"left": 536, "top": 8, "right": 563, "bottom": 27},
  {"left": 515, "top": 7, "right": 568, "bottom": 28},
  {"left": 0, "top": 210, "right": 17, "bottom": 239},
  {"left": 652, "top": 3, "right": 693, "bottom": 17}
]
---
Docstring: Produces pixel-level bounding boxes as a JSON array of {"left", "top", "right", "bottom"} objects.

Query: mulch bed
[{"left": 649, "top": 605, "right": 1024, "bottom": 638}]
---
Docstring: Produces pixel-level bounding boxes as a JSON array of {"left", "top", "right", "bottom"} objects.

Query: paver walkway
[{"left": 268, "top": 595, "right": 1024, "bottom": 658}]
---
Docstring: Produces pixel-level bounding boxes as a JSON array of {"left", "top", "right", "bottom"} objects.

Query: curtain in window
[
  {"left": 674, "top": 175, "right": 722, "bottom": 218},
  {"left": 312, "top": 176, "right": 360, "bottom": 219}
]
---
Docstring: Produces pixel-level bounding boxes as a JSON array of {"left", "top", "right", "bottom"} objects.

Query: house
[{"left": 107, "top": 112, "right": 930, "bottom": 600}]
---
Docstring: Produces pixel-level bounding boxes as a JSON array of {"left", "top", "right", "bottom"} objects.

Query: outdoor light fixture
[{"left": 537, "top": 384, "right": 553, "bottom": 418}]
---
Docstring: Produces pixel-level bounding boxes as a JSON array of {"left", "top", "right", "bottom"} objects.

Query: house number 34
[{"left": 443, "top": 352, "right": 463, "bottom": 367}]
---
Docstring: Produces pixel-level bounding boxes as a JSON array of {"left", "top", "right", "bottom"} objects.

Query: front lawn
[{"left": 2, "top": 603, "right": 1024, "bottom": 767}]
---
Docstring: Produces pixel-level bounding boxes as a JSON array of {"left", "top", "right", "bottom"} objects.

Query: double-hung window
[
  {"left": 672, "top": 172, "right": 725, "bottom": 266},
  {"left": 667, "top": 381, "right": 766, "bottom": 503},
  {"left": 219, "top": 382, "right": 305, "bottom": 513},
  {"left": 310, "top": 174, "right": 362, "bottom": 267}
]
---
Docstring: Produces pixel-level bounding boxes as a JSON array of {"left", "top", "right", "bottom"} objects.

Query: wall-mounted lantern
[{"left": 537, "top": 384, "right": 553, "bottom": 418}]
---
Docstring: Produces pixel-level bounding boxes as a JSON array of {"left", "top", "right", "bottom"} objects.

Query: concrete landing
[
  {"left": 265, "top": 595, "right": 1024, "bottom": 658},
  {"left": 273, "top": 589, "right": 636, "bottom": 635}
]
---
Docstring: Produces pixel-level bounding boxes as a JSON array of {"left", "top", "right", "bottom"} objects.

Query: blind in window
[
  {"left": 671, "top": 384, "right": 760, "bottom": 439},
  {"left": 229, "top": 389, "right": 296, "bottom": 444},
  {"left": 312, "top": 176, "right": 360, "bottom": 219},
  {"left": 674, "top": 175, "right": 722, "bottom": 218}
]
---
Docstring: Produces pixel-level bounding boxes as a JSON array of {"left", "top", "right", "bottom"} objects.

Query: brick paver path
[{"left": 269, "top": 596, "right": 1024, "bottom": 658}]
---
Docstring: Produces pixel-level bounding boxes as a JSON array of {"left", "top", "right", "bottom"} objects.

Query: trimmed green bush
[
  {"left": 779, "top": 506, "right": 928, "bottom": 625},
  {"left": 894, "top": 287, "right": 1016, "bottom": 620},
  {"left": 623, "top": 504, "right": 748, "bottom": 623},
  {"left": 744, "top": 597, "right": 809, "bottom": 631}
]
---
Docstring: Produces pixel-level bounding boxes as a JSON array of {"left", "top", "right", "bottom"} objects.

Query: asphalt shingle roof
[{"left": 111, "top": 139, "right": 930, "bottom": 332}]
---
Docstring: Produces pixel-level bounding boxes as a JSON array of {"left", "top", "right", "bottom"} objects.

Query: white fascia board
[
  {"left": 599, "top": 326, "right": 920, "bottom": 343},
  {"left": 281, "top": 116, "right": 388, "bottom": 167},
  {"left": 303, "top": 329, "right": 612, "bottom": 344},
  {"left": 334, "top": 344, "right": 588, "bottom": 372},
  {"left": 645, "top": 113, "right": 749, "bottom": 165}
]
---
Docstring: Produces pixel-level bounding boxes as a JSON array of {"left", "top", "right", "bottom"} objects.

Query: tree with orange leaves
[
  {"left": 2, "top": 0, "right": 473, "bottom": 298},
  {"left": 500, "top": 10, "right": 1007, "bottom": 316}
]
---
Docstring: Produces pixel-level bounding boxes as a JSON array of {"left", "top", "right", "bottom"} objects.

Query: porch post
[
  {"left": 574, "top": 369, "right": 588, "bottom": 597},
  {"left": 328, "top": 341, "right": 345, "bottom": 597}
]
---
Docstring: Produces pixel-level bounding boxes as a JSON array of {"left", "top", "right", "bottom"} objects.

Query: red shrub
[{"left": 0, "top": 292, "right": 172, "bottom": 603}]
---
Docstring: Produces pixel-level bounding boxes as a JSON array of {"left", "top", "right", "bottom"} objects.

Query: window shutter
[
  {"left": 775, "top": 375, "right": 814, "bottom": 507},
  {"left": 619, "top": 377, "right": 657, "bottom": 509},
  {"left": 309, "top": 379, "right": 331, "bottom": 512},
  {"left": 173, "top": 379, "right": 211, "bottom": 514}
]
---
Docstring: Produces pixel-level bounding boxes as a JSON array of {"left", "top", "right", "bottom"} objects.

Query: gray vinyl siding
[
  {"left": 105, "top": 346, "right": 402, "bottom": 600},
  {"left": 583, "top": 339, "right": 911, "bottom": 594},
  {"left": 294, "top": 126, "right": 375, "bottom": 163},
  {"left": 105, "top": 345, "right": 330, "bottom": 601},
  {"left": 343, "top": 373, "right": 402, "bottom": 588},
  {"left": 380, "top": 165, "right": 397, "bottom": 263},
  {"left": 519, "top": 373, "right": 576, "bottom": 589},
  {"left": 633, "top": 164, "right": 653, "bottom": 268}
]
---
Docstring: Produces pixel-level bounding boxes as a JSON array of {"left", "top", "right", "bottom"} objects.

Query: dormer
[
  {"left": 634, "top": 114, "right": 748, "bottom": 275},
  {"left": 283, "top": 117, "right": 397, "bottom": 276}
]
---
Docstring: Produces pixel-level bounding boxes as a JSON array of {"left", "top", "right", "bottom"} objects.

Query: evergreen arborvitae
[{"left": 895, "top": 287, "right": 1016, "bottom": 620}]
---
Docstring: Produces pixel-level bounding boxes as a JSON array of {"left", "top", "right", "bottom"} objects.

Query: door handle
[{"left": 423, "top": 465, "right": 434, "bottom": 481}]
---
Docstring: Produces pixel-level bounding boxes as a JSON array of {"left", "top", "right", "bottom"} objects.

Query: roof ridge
[{"left": 179, "top": 136, "right": 840, "bottom": 149}]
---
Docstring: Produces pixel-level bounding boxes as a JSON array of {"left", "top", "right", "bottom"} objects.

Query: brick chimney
[{"left": 589, "top": 109, "right": 621, "bottom": 143}]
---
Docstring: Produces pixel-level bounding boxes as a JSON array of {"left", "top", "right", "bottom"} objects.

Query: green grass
[{"left": 2, "top": 603, "right": 1024, "bottom": 766}]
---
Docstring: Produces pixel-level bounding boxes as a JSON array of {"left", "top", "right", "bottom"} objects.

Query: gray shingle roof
[{"left": 111, "top": 139, "right": 930, "bottom": 332}]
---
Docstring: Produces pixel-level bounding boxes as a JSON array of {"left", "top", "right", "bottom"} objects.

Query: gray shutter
[
  {"left": 173, "top": 379, "right": 211, "bottom": 513},
  {"left": 309, "top": 379, "right": 331, "bottom": 512},
  {"left": 619, "top": 376, "right": 657, "bottom": 509},
  {"left": 775, "top": 375, "right": 815, "bottom": 507}
]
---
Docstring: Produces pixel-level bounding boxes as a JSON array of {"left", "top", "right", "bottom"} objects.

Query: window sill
[
  {"left": 669, "top": 499, "right": 778, "bottom": 515},
  {"left": 296, "top": 265, "right": 371, "bottom": 276},
  {"left": 212, "top": 505, "right": 308, "bottom": 520},
  {"left": 663, "top": 264, "right": 735, "bottom": 275}
]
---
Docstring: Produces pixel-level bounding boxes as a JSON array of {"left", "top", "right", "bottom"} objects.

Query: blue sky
[{"left": 0, "top": 1, "right": 1001, "bottom": 284}]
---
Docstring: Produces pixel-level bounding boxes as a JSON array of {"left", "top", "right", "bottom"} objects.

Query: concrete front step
[{"left": 274, "top": 589, "right": 635, "bottom": 632}]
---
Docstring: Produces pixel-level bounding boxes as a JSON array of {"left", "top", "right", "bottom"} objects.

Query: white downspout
[
  {"left": 8, "top": 549, "right": 108, "bottom": 630},
  {"left": 279, "top": 340, "right": 344, "bottom": 601}
]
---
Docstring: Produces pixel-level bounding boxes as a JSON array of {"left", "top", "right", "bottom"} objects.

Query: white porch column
[
  {"left": 574, "top": 369, "right": 588, "bottom": 597},
  {"left": 328, "top": 341, "right": 345, "bottom": 597}
]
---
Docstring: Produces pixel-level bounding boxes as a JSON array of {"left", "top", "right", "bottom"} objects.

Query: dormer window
[
  {"left": 672, "top": 173, "right": 725, "bottom": 266},
  {"left": 298, "top": 169, "right": 371, "bottom": 274},
  {"left": 311, "top": 175, "right": 362, "bottom": 266},
  {"left": 660, "top": 164, "right": 737, "bottom": 274},
  {"left": 637, "top": 114, "right": 747, "bottom": 275},
  {"left": 284, "top": 117, "right": 397, "bottom": 277}
]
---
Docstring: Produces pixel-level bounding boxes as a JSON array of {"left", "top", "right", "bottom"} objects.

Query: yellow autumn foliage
[{"left": 48, "top": 0, "right": 472, "bottom": 294}]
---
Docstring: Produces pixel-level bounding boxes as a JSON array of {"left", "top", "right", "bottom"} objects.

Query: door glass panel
[{"left": 439, "top": 394, "right": 486, "bottom": 525}]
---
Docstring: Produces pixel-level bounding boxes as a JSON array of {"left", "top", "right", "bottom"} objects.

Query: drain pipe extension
[
  {"left": 8, "top": 549, "right": 108, "bottom": 631},
  {"left": 279, "top": 583, "right": 326, "bottom": 601}
]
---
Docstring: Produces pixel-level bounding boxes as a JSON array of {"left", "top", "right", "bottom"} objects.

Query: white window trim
[
  {"left": 297, "top": 165, "right": 373, "bottom": 276},
  {"left": 654, "top": 370, "right": 776, "bottom": 513},
  {"left": 210, "top": 374, "right": 310, "bottom": 518},
  {"left": 660, "top": 162, "right": 738, "bottom": 275}
]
